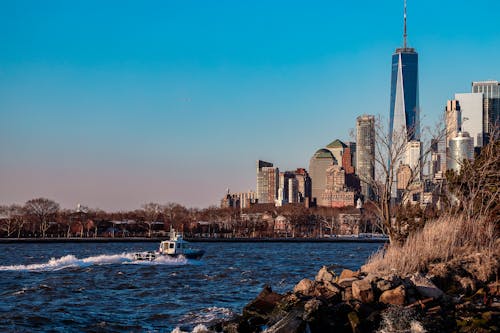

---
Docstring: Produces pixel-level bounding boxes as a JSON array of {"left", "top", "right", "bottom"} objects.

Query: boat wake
[{"left": 0, "top": 252, "right": 190, "bottom": 272}]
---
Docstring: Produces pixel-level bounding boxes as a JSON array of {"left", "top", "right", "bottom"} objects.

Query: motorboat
[{"left": 134, "top": 229, "right": 205, "bottom": 261}]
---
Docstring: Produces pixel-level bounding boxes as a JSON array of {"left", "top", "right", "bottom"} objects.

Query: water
[{"left": 0, "top": 241, "right": 381, "bottom": 332}]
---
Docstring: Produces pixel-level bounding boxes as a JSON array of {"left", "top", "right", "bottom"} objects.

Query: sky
[{"left": 1, "top": 0, "right": 499, "bottom": 211}]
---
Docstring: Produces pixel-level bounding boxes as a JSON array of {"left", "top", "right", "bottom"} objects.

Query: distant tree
[
  {"left": 24, "top": 198, "right": 60, "bottom": 238},
  {"left": 140, "top": 202, "right": 161, "bottom": 237},
  {"left": 0, "top": 205, "right": 25, "bottom": 237}
]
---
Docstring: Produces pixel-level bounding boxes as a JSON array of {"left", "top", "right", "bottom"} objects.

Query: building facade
[
  {"left": 472, "top": 81, "right": 499, "bottom": 144},
  {"left": 256, "top": 160, "right": 279, "bottom": 204},
  {"left": 447, "top": 132, "right": 474, "bottom": 173},
  {"left": 356, "top": 115, "right": 375, "bottom": 200},
  {"left": 309, "top": 149, "right": 336, "bottom": 205},
  {"left": 455, "top": 93, "right": 484, "bottom": 147},
  {"left": 445, "top": 99, "right": 462, "bottom": 146}
]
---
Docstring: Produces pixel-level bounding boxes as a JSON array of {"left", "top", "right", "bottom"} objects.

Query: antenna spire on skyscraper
[{"left": 403, "top": 0, "right": 407, "bottom": 48}]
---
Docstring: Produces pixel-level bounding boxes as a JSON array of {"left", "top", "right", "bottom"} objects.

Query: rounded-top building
[{"left": 309, "top": 149, "right": 336, "bottom": 205}]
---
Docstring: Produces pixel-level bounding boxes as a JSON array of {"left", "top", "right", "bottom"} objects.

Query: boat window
[
  {"left": 177, "top": 243, "right": 181, "bottom": 248},
  {"left": 169, "top": 243, "right": 174, "bottom": 249}
]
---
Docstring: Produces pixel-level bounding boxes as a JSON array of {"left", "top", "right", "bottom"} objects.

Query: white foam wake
[{"left": 0, "top": 252, "right": 188, "bottom": 272}]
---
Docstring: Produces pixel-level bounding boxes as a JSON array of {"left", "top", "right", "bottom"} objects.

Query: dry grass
[{"left": 362, "top": 214, "right": 499, "bottom": 282}]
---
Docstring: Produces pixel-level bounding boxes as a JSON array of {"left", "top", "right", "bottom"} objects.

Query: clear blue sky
[{"left": 1, "top": 0, "right": 499, "bottom": 211}]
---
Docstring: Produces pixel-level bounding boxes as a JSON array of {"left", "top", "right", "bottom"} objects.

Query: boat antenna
[{"left": 403, "top": 0, "right": 408, "bottom": 49}]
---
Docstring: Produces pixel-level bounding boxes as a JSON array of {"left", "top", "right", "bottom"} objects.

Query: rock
[
  {"left": 243, "top": 285, "right": 283, "bottom": 320},
  {"left": 293, "top": 278, "right": 315, "bottom": 296},
  {"left": 409, "top": 274, "right": 444, "bottom": 299},
  {"left": 338, "top": 277, "right": 359, "bottom": 288},
  {"left": 315, "top": 266, "right": 336, "bottom": 283},
  {"left": 352, "top": 279, "right": 374, "bottom": 303},
  {"left": 302, "top": 299, "right": 322, "bottom": 321},
  {"left": 376, "top": 279, "right": 393, "bottom": 293},
  {"left": 323, "top": 280, "right": 341, "bottom": 294},
  {"left": 342, "top": 286, "right": 353, "bottom": 302},
  {"left": 347, "top": 311, "right": 360, "bottom": 333},
  {"left": 379, "top": 285, "right": 406, "bottom": 306},
  {"left": 264, "top": 309, "right": 306, "bottom": 333},
  {"left": 340, "top": 269, "right": 360, "bottom": 280}
]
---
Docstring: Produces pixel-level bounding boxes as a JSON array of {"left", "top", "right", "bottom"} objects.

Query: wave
[{"left": 0, "top": 252, "right": 190, "bottom": 272}]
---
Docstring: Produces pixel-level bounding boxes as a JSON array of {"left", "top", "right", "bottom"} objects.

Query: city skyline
[{"left": 1, "top": 1, "right": 500, "bottom": 210}]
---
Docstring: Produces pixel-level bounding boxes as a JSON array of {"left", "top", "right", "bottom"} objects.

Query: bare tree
[
  {"left": 141, "top": 202, "right": 161, "bottom": 237},
  {"left": 357, "top": 116, "right": 446, "bottom": 244},
  {"left": 446, "top": 134, "right": 499, "bottom": 221},
  {"left": 24, "top": 198, "right": 60, "bottom": 238},
  {"left": 0, "top": 205, "right": 24, "bottom": 237}
]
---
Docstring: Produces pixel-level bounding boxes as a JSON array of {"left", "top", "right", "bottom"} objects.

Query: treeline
[{"left": 0, "top": 196, "right": 441, "bottom": 239}]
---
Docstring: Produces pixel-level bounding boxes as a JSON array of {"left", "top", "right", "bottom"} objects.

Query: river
[{"left": 0, "top": 241, "right": 381, "bottom": 332}]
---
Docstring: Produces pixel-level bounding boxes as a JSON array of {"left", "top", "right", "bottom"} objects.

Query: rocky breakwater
[{"left": 214, "top": 266, "right": 500, "bottom": 333}]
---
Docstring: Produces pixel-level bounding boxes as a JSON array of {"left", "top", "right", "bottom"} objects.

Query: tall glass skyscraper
[{"left": 389, "top": 1, "right": 420, "bottom": 143}]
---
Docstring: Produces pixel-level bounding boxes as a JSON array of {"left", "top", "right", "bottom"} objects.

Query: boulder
[
  {"left": 302, "top": 298, "right": 322, "bottom": 321},
  {"left": 352, "top": 279, "right": 374, "bottom": 303},
  {"left": 338, "top": 277, "right": 359, "bottom": 288},
  {"left": 293, "top": 278, "right": 315, "bottom": 296},
  {"left": 409, "top": 274, "right": 444, "bottom": 299},
  {"left": 264, "top": 309, "right": 306, "bottom": 333},
  {"left": 376, "top": 279, "right": 393, "bottom": 293},
  {"left": 379, "top": 285, "right": 406, "bottom": 306},
  {"left": 315, "top": 266, "right": 336, "bottom": 283},
  {"left": 342, "top": 286, "right": 354, "bottom": 302},
  {"left": 243, "top": 285, "right": 283, "bottom": 319},
  {"left": 339, "top": 269, "right": 360, "bottom": 280}
]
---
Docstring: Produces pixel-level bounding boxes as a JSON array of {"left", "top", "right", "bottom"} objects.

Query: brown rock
[
  {"left": 264, "top": 309, "right": 306, "bottom": 333},
  {"left": 323, "top": 280, "right": 341, "bottom": 294},
  {"left": 352, "top": 279, "right": 374, "bottom": 303},
  {"left": 243, "top": 285, "right": 283, "bottom": 319},
  {"left": 293, "top": 278, "right": 314, "bottom": 296},
  {"left": 376, "top": 279, "right": 392, "bottom": 293},
  {"left": 302, "top": 298, "right": 322, "bottom": 321},
  {"left": 379, "top": 285, "right": 406, "bottom": 305},
  {"left": 342, "top": 286, "right": 353, "bottom": 301},
  {"left": 339, "top": 269, "right": 360, "bottom": 280},
  {"left": 409, "top": 274, "right": 444, "bottom": 299},
  {"left": 315, "top": 265, "right": 336, "bottom": 283},
  {"left": 338, "top": 277, "right": 358, "bottom": 288}
]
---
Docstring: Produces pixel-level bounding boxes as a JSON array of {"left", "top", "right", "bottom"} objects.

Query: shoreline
[{"left": 0, "top": 237, "right": 388, "bottom": 244}]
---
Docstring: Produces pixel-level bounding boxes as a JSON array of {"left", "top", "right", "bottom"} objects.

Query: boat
[{"left": 134, "top": 229, "right": 205, "bottom": 261}]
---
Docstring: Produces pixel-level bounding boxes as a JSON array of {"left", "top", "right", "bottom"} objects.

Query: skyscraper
[
  {"left": 472, "top": 81, "right": 499, "bottom": 143},
  {"left": 389, "top": 0, "right": 420, "bottom": 144},
  {"left": 445, "top": 99, "right": 462, "bottom": 146},
  {"left": 256, "top": 160, "right": 279, "bottom": 204},
  {"left": 356, "top": 115, "right": 375, "bottom": 200},
  {"left": 447, "top": 132, "right": 474, "bottom": 173},
  {"left": 454, "top": 93, "right": 484, "bottom": 147}
]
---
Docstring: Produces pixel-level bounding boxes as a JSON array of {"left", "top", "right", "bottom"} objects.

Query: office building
[
  {"left": 472, "top": 81, "right": 499, "bottom": 143},
  {"left": 309, "top": 149, "right": 336, "bottom": 204},
  {"left": 321, "top": 165, "right": 355, "bottom": 208},
  {"left": 325, "top": 139, "right": 347, "bottom": 167},
  {"left": 405, "top": 140, "right": 422, "bottom": 180},
  {"left": 454, "top": 93, "right": 484, "bottom": 147},
  {"left": 445, "top": 99, "right": 462, "bottom": 145},
  {"left": 389, "top": 1, "right": 420, "bottom": 144},
  {"left": 356, "top": 115, "right": 375, "bottom": 200},
  {"left": 294, "top": 168, "right": 312, "bottom": 204},
  {"left": 447, "top": 132, "right": 474, "bottom": 173},
  {"left": 256, "top": 160, "right": 279, "bottom": 204}
]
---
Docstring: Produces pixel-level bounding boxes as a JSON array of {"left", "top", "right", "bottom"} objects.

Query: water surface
[{"left": 0, "top": 242, "right": 381, "bottom": 332}]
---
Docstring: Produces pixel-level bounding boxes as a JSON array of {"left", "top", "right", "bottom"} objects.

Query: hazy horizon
[{"left": 1, "top": 0, "right": 499, "bottom": 211}]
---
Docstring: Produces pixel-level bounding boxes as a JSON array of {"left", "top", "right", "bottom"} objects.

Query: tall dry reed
[{"left": 362, "top": 214, "right": 499, "bottom": 281}]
